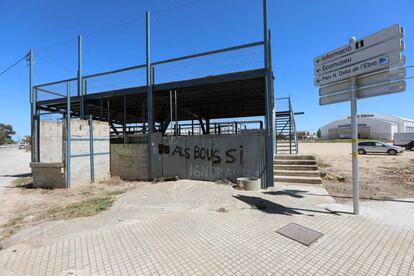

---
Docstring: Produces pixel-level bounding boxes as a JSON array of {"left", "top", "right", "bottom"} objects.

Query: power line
[
  {"left": 34, "top": 0, "right": 204, "bottom": 51},
  {"left": 0, "top": 54, "right": 29, "bottom": 77}
]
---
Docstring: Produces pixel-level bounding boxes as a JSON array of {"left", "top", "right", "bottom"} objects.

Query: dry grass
[
  {"left": 0, "top": 177, "right": 144, "bottom": 249},
  {"left": 42, "top": 192, "right": 122, "bottom": 220}
]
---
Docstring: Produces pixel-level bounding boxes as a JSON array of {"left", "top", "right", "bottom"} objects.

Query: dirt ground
[
  {"left": 0, "top": 179, "right": 335, "bottom": 253},
  {"left": 1, "top": 143, "right": 413, "bottom": 251},
  {"left": 0, "top": 177, "right": 144, "bottom": 249},
  {"left": 300, "top": 142, "right": 414, "bottom": 202}
]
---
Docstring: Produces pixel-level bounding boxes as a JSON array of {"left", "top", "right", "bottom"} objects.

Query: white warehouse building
[{"left": 320, "top": 113, "right": 414, "bottom": 140}]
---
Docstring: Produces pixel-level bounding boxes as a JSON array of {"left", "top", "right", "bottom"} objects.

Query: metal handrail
[
  {"left": 275, "top": 96, "right": 298, "bottom": 154},
  {"left": 289, "top": 98, "right": 299, "bottom": 154}
]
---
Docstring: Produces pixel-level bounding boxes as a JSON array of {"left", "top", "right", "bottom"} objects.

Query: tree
[
  {"left": 316, "top": 128, "right": 321, "bottom": 139},
  {"left": 0, "top": 123, "right": 16, "bottom": 145}
]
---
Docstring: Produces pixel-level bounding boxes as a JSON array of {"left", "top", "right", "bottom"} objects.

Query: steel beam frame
[
  {"left": 263, "top": 0, "right": 274, "bottom": 189},
  {"left": 30, "top": 5, "right": 274, "bottom": 188}
]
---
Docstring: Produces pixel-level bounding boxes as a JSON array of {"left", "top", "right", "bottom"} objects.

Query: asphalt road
[{"left": 0, "top": 146, "right": 31, "bottom": 189}]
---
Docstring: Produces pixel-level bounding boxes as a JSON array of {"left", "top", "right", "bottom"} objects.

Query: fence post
[
  {"left": 78, "top": 35, "right": 84, "bottom": 119},
  {"left": 146, "top": 11, "right": 153, "bottom": 179},
  {"left": 66, "top": 83, "right": 71, "bottom": 188},
  {"left": 89, "top": 115, "right": 95, "bottom": 183},
  {"left": 263, "top": 0, "right": 274, "bottom": 188}
]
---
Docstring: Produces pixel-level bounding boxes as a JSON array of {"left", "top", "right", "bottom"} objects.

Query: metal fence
[{"left": 34, "top": 41, "right": 266, "bottom": 137}]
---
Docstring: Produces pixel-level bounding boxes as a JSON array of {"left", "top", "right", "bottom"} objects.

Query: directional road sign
[
  {"left": 319, "top": 67, "right": 406, "bottom": 96},
  {"left": 314, "top": 24, "right": 407, "bottom": 216},
  {"left": 314, "top": 24, "right": 404, "bottom": 66},
  {"left": 314, "top": 37, "right": 404, "bottom": 76},
  {"left": 319, "top": 80, "right": 406, "bottom": 105},
  {"left": 315, "top": 51, "right": 405, "bottom": 86}
]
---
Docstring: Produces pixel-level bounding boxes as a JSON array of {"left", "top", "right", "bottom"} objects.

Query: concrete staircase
[{"left": 274, "top": 155, "right": 322, "bottom": 184}]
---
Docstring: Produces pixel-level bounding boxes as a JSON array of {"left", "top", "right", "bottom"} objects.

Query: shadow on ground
[
  {"left": 264, "top": 188, "right": 414, "bottom": 204},
  {"left": 263, "top": 189, "right": 307, "bottom": 198},
  {"left": 233, "top": 194, "right": 355, "bottom": 216},
  {"left": 233, "top": 195, "right": 306, "bottom": 216},
  {"left": 0, "top": 173, "right": 32, "bottom": 178}
]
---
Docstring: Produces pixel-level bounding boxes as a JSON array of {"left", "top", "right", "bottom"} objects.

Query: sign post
[
  {"left": 349, "top": 36, "right": 360, "bottom": 215},
  {"left": 314, "top": 25, "right": 406, "bottom": 215}
]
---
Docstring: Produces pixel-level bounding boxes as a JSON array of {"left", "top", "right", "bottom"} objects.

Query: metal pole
[
  {"left": 29, "top": 49, "right": 33, "bottom": 104},
  {"left": 29, "top": 49, "right": 36, "bottom": 162},
  {"left": 66, "top": 82, "right": 71, "bottom": 188},
  {"left": 123, "top": 95, "right": 127, "bottom": 143},
  {"left": 289, "top": 98, "right": 292, "bottom": 154},
  {"left": 36, "top": 105, "right": 40, "bottom": 162},
  {"left": 89, "top": 115, "right": 95, "bottom": 183},
  {"left": 170, "top": 90, "right": 173, "bottom": 133},
  {"left": 146, "top": 11, "right": 153, "bottom": 179},
  {"left": 83, "top": 79, "right": 87, "bottom": 95},
  {"left": 100, "top": 97, "right": 103, "bottom": 120},
  {"left": 78, "top": 35, "right": 84, "bottom": 119},
  {"left": 107, "top": 100, "right": 110, "bottom": 123},
  {"left": 263, "top": 0, "right": 274, "bottom": 188},
  {"left": 174, "top": 90, "right": 178, "bottom": 136},
  {"left": 268, "top": 30, "right": 276, "bottom": 155},
  {"left": 143, "top": 104, "right": 146, "bottom": 133},
  {"left": 349, "top": 36, "right": 359, "bottom": 215}
]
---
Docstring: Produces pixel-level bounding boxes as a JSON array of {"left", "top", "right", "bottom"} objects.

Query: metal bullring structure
[{"left": 28, "top": 1, "right": 276, "bottom": 189}]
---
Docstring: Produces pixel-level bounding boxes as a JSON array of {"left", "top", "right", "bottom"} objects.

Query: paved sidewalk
[{"left": 0, "top": 182, "right": 413, "bottom": 275}]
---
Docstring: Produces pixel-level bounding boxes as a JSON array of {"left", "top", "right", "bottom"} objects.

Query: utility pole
[{"left": 28, "top": 49, "right": 36, "bottom": 162}]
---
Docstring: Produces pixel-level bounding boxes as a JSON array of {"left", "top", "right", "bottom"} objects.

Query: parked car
[
  {"left": 358, "top": 141, "right": 404, "bottom": 155},
  {"left": 18, "top": 143, "right": 27, "bottom": 150},
  {"left": 393, "top": 132, "right": 414, "bottom": 151}
]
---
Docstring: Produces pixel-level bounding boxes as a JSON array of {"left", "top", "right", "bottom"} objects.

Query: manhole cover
[{"left": 276, "top": 223, "right": 323, "bottom": 246}]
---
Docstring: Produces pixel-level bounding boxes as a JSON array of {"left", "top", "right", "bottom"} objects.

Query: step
[
  {"left": 274, "top": 159, "right": 317, "bottom": 165},
  {"left": 275, "top": 155, "right": 316, "bottom": 160},
  {"left": 273, "top": 182, "right": 323, "bottom": 187},
  {"left": 274, "top": 170, "right": 320, "bottom": 177},
  {"left": 275, "top": 175, "right": 322, "bottom": 184},
  {"left": 274, "top": 164, "right": 319, "bottom": 171}
]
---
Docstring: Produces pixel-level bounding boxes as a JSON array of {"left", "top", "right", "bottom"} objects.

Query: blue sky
[{"left": 0, "top": 0, "right": 413, "bottom": 139}]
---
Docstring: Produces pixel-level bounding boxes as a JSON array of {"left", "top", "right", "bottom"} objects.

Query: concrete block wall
[
  {"left": 32, "top": 119, "right": 110, "bottom": 188},
  {"left": 110, "top": 144, "right": 148, "bottom": 180},
  {"left": 30, "top": 162, "right": 65, "bottom": 188},
  {"left": 39, "top": 121, "right": 63, "bottom": 163},
  {"left": 66, "top": 120, "right": 110, "bottom": 187},
  {"left": 151, "top": 133, "right": 266, "bottom": 186}
]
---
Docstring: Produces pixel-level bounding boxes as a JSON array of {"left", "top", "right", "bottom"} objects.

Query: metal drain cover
[{"left": 276, "top": 223, "right": 323, "bottom": 246}]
